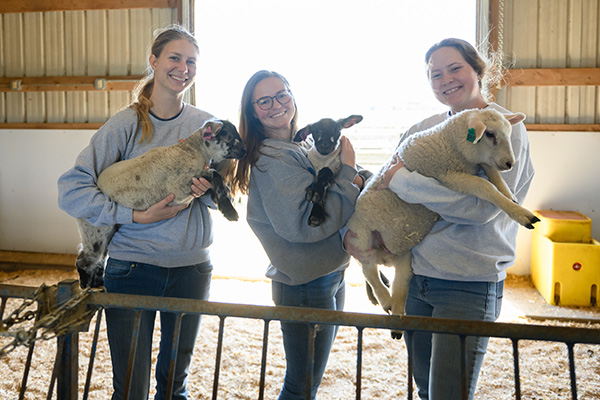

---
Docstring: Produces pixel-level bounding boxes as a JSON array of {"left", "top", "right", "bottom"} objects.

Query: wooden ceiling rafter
[{"left": 0, "top": 0, "right": 181, "bottom": 14}]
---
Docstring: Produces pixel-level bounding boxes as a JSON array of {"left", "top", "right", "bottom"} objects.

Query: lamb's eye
[{"left": 485, "top": 130, "right": 495, "bottom": 139}]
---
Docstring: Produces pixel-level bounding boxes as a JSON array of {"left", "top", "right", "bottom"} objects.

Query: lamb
[
  {"left": 75, "top": 119, "right": 246, "bottom": 288},
  {"left": 345, "top": 108, "right": 539, "bottom": 338},
  {"left": 292, "top": 115, "right": 363, "bottom": 226}
]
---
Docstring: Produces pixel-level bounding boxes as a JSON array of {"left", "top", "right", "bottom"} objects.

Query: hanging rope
[{"left": 496, "top": 0, "right": 506, "bottom": 90}]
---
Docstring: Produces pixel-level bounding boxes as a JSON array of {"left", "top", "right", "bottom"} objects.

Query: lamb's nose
[{"left": 506, "top": 161, "right": 513, "bottom": 169}]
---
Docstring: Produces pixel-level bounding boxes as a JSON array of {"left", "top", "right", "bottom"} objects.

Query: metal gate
[{"left": 2, "top": 279, "right": 600, "bottom": 400}]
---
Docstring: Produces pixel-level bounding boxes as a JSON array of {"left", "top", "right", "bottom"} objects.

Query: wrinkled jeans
[
  {"left": 404, "top": 275, "right": 503, "bottom": 400},
  {"left": 104, "top": 258, "right": 212, "bottom": 400},
  {"left": 272, "top": 270, "right": 346, "bottom": 400}
]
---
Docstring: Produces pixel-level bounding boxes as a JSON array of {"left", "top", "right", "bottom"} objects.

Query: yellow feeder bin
[
  {"left": 534, "top": 210, "right": 592, "bottom": 243},
  {"left": 530, "top": 210, "right": 600, "bottom": 307}
]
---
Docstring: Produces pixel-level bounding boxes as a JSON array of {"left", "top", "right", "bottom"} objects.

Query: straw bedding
[{"left": 1, "top": 270, "right": 599, "bottom": 399}]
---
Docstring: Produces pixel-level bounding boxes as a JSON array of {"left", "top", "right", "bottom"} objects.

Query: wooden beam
[
  {"left": 0, "top": 123, "right": 103, "bottom": 129},
  {"left": 505, "top": 68, "right": 600, "bottom": 87},
  {"left": 0, "top": 76, "right": 143, "bottom": 92},
  {"left": 526, "top": 124, "right": 600, "bottom": 132},
  {"left": 0, "top": 250, "right": 76, "bottom": 268},
  {"left": 0, "top": 0, "right": 179, "bottom": 13}
]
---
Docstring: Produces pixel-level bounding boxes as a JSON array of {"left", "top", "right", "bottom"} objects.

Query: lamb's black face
[
  {"left": 311, "top": 118, "right": 342, "bottom": 155},
  {"left": 216, "top": 120, "right": 247, "bottom": 159}
]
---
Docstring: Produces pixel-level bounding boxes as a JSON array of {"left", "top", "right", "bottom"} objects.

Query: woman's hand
[
  {"left": 191, "top": 177, "right": 212, "bottom": 198},
  {"left": 133, "top": 194, "right": 190, "bottom": 224},
  {"left": 132, "top": 177, "right": 212, "bottom": 224},
  {"left": 377, "top": 154, "right": 405, "bottom": 190},
  {"left": 340, "top": 136, "right": 356, "bottom": 168}
]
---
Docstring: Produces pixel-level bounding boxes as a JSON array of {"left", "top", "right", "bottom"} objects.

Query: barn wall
[
  {"left": 498, "top": 0, "right": 600, "bottom": 273},
  {"left": 499, "top": 0, "right": 600, "bottom": 124},
  {"left": 0, "top": 8, "right": 176, "bottom": 123},
  {"left": 0, "top": 1, "right": 599, "bottom": 278}
]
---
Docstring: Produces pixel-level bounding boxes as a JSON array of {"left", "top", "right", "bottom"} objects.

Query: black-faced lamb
[
  {"left": 293, "top": 115, "right": 363, "bottom": 226},
  {"left": 76, "top": 119, "right": 246, "bottom": 288},
  {"left": 345, "top": 108, "right": 539, "bottom": 338}
]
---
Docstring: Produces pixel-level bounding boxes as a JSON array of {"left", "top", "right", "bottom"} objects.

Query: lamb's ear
[
  {"left": 466, "top": 113, "right": 486, "bottom": 143},
  {"left": 503, "top": 112, "right": 526, "bottom": 125},
  {"left": 340, "top": 115, "right": 363, "bottom": 129},
  {"left": 293, "top": 125, "right": 311, "bottom": 142},
  {"left": 201, "top": 120, "right": 223, "bottom": 140}
]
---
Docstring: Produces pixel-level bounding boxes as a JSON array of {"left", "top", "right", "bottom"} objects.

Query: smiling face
[
  {"left": 149, "top": 38, "right": 198, "bottom": 98},
  {"left": 252, "top": 77, "right": 296, "bottom": 140},
  {"left": 427, "top": 46, "right": 487, "bottom": 114}
]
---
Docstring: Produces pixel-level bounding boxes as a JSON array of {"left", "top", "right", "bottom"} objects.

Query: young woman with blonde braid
[{"left": 58, "top": 26, "right": 220, "bottom": 400}]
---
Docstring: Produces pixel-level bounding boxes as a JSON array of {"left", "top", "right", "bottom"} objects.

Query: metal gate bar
[
  {"left": 2, "top": 282, "right": 600, "bottom": 399},
  {"left": 82, "top": 310, "right": 103, "bottom": 400}
]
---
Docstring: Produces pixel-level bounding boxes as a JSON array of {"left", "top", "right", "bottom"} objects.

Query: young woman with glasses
[
  {"left": 345, "top": 38, "right": 534, "bottom": 400},
  {"left": 232, "top": 70, "right": 365, "bottom": 399}
]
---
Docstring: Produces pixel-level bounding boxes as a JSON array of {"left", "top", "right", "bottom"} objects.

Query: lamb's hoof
[
  {"left": 525, "top": 216, "right": 541, "bottom": 230},
  {"left": 306, "top": 189, "right": 320, "bottom": 203},
  {"left": 308, "top": 203, "right": 326, "bottom": 227},
  {"left": 76, "top": 264, "right": 104, "bottom": 289},
  {"left": 219, "top": 200, "right": 239, "bottom": 221},
  {"left": 308, "top": 214, "right": 324, "bottom": 227},
  {"left": 391, "top": 330, "right": 403, "bottom": 340}
]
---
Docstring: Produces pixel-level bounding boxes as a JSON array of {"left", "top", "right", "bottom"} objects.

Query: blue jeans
[
  {"left": 404, "top": 275, "right": 503, "bottom": 400},
  {"left": 272, "top": 270, "right": 346, "bottom": 400},
  {"left": 104, "top": 258, "right": 212, "bottom": 400}
]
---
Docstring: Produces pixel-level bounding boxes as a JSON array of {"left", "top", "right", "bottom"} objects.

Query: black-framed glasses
[{"left": 254, "top": 90, "right": 293, "bottom": 110}]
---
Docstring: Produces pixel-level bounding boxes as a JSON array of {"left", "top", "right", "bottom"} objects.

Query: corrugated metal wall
[
  {"left": 498, "top": 0, "right": 600, "bottom": 124},
  {"left": 0, "top": 8, "right": 177, "bottom": 124}
]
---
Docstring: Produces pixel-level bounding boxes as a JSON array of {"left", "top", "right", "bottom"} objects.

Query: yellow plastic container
[
  {"left": 531, "top": 232, "right": 600, "bottom": 306},
  {"left": 534, "top": 210, "right": 592, "bottom": 243}
]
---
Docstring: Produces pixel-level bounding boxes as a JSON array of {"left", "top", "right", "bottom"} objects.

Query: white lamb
[{"left": 346, "top": 108, "right": 539, "bottom": 337}]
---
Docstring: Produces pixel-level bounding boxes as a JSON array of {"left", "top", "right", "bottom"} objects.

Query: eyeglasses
[{"left": 254, "top": 90, "right": 293, "bottom": 110}]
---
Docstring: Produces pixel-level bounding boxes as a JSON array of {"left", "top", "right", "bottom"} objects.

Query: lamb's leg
[
  {"left": 442, "top": 172, "right": 539, "bottom": 229},
  {"left": 481, "top": 165, "right": 516, "bottom": 202},
  {"left": 365, "top": 270, "right": 390, "bottom": 306},
  {"left": 202, "top": 169, "right": 238, "bottom": 221},
  {"left": 306, "top": 167, "right": 335, "bottom": 203},
  {"left": 308, "top": 200, "right": 327, "bottom": 227},
  {"left": 306, "top": 168, "right": 335, "bottom": 226},
  {"left": 361, "top": 260, "right": 393, "bottom": 314},
  {"left": 389, "top": 251, "right": 413, "bottom": 340},
  {"left": 75, "top": 219, "right": 116, "bottom": 288}
]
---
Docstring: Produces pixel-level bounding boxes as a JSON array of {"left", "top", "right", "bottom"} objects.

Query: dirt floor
[{"left": 1, "top": 268, "right": 600, "bottom": 400}]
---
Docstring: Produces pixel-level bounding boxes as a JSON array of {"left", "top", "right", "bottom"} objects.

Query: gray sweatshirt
[
  {"left": 247, "top": 138, "right": 360, "bottom": 285},
  {"left": 57, "top": 105, "right": 217, "bottom": 267}
]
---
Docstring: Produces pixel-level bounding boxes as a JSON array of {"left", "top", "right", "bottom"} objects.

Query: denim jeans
[
  {"left": 404, "top": 275, "right": 503, "bottom": 400},
  {"left": 271, "top": 270, "right": 346, "bottom": 400},
  {"left": 104, "top": 258, "right": 212, "bottom": 400}
]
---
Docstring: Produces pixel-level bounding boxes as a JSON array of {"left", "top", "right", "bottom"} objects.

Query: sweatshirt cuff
[
  {"left": 339, "top": 164, "right": 358, "bottom": 181},
  {"left": 117, "top": 205, "right": 134, "bottom": 224},
  {"left": 388, "top": 166, "right": 409, "bottom": 195}
]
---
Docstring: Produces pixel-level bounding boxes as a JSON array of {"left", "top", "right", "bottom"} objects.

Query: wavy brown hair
[
  {"left": 231, "top": 70, "right": 298, "bottom": 196},
  {"left": 131, "top": 25, "right": 199, "bottom": 142}
]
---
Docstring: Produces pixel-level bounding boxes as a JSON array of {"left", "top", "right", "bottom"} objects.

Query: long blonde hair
[{"left": 131, "top": 25, "right": 199, "bottom": 142}]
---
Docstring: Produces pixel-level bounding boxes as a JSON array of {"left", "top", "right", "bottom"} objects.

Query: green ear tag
[{"left": 466, "top": 128, "right": 476, "bottom": 143}]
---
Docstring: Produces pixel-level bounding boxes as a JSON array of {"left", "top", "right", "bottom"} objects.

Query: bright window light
[{"left": 195, "top": 0, "right": 476, "bottom": 168}]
